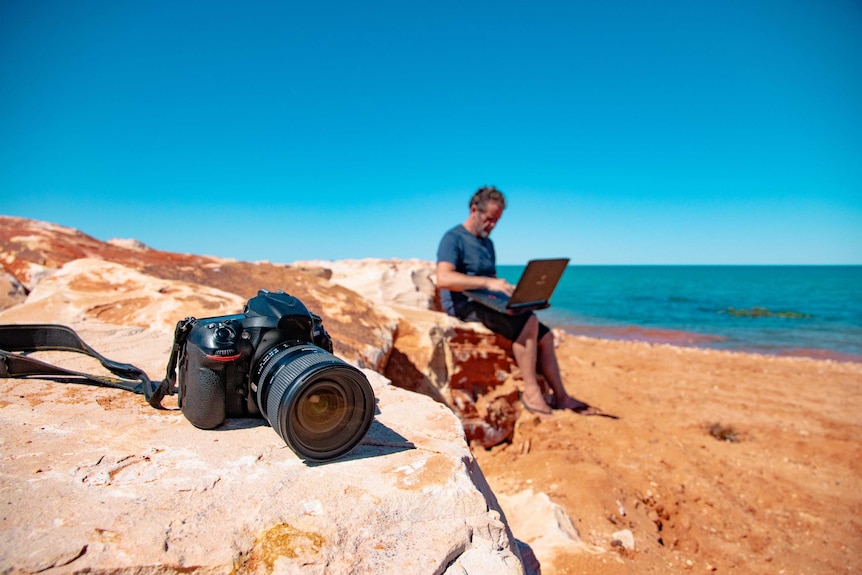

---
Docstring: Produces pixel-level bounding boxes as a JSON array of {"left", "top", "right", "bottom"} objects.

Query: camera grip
[{"left": 181, "top": 348, "right": 227, "bottom": 429}]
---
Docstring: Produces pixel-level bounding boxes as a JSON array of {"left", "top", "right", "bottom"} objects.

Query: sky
[{"left": 2, "top": 1, "right": 860, "bottom": 265}]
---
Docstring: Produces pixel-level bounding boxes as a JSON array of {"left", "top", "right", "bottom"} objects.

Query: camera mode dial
[{"left": 206, "top": 321, "right": 241, "bottom": 360}]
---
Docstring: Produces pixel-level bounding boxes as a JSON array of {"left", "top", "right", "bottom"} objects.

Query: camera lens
[
  {"left": 296, "top": 383, "right": 348, "bottom": 434},
  {"left": 255, "top": 344, "right": 375, "bottom": 462}
]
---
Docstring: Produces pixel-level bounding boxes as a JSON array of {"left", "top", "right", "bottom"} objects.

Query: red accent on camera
[{"left": 205, "top": 353, "right": 242, "bottom": 362}]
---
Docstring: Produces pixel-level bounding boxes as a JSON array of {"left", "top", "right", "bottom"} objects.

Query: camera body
[
  {"left": 175, "top": 289, "right": 374, "bottom": 461},
  {"left": 178, "top": 290, "right": 332, "bottom": 428}
]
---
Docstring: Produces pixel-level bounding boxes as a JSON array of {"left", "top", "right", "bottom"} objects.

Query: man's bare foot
[
  {"left": 552, "top": 394, "right": 620, "bottom": 419},
  {"left": 552, "top": 395, "right": 591, "bottom": 412},
  {"left": 519, "top": 392, "right": 554, "bottom": 419}
]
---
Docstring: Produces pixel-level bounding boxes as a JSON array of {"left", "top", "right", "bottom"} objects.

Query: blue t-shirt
[{"left": 436, "top": 225, "right": 497, "bottom": 317}]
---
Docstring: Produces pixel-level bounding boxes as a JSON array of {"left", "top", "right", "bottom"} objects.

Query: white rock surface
[
  {"left": 0, "top": 258, "right": 247, "bottom": 332},
  {"left": 496, "top": 489, "right": 605, "bottom": 565},
  {"left": 0, "top": 323, "right": 525, "bottom": 574},
  {"left": 293, "top": 259, "right": 437, "bottom": 310},
  {"left": 611, "top": 529, "right": 636, "bottom": 551}
]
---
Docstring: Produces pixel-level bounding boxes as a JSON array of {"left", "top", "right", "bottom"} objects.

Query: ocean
[{"left": 496, "top": 265, "right": 862, "bottom": 363}]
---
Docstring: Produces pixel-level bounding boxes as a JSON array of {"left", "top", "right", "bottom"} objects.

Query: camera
[{"left": 171, "top": 289, "right": 375, "bottom": 462}]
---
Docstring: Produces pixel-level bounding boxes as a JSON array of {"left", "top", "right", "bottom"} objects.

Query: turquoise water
[{"left": 496, "top": 265, "right": 862, "bottom": 362}]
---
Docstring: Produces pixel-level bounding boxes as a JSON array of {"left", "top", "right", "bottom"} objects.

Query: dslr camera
[{"left": 169, "top": 289, "right": 375, "bottom": 462}]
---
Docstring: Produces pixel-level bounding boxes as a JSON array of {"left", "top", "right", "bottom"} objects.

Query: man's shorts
[{"left": 457, "top": 301, "right": 550, "bottom": 342}]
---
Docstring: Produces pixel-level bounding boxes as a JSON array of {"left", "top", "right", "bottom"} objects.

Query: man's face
[{"left": 473, "top": 201, "right": 503, "bottom": 239}]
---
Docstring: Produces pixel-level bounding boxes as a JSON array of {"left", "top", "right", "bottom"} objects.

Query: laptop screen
[{"left": 508, "top": 259, "right": 569, "bottom": 306}]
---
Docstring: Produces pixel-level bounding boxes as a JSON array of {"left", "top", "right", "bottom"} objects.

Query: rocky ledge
[{"left": 0, "top": 216, "right": 547, "bottom": 574}]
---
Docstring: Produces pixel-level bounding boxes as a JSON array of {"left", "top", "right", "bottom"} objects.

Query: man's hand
[
  {"left": 486, "top": 277, "right": 515, "bottom": 296},
  {"left": 436, "top": 261, "right": 515, "bottom": 295}
]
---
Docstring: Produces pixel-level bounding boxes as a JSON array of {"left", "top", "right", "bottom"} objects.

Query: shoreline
[{"left": 557, "top": 322, "right": 862, "bottom": 364}]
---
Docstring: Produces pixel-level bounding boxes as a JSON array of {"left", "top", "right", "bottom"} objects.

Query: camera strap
[{"left": 0, "top": 324, "right": 173, "bottom": 408}]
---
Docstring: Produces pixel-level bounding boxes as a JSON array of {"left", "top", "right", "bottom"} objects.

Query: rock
[
  {"left": 0, "top": 257, "right": 247, "bottom": 332},
  {"left": 496, "top": 489, "right": 605, "bottom": 565},
  {"left": 445, "top": 326, "right": 522, "bottom": 447},
  {"left": 107, "top": 237, "right": 151, "bottom": 251},
  {"left": 413, "top": 319, "right": 571, "bottom": 449},
  {"left": 0, "top": 219, "right": 525, "bottom": 448},
  {"left": 2, "top": 215, "right": 529, "bottom": 452},
  {"left": 292, "top": 258, "right": 439, "bottom": 310},
  {"left": 298, "top": 257, "right": 525, "bottom": 448},
  {"left": 0, "top": 216, "right": 209, "bottom": 290},
  {"left": 381, "top": 305, "right": 522, "bottom": 448},
  {"left": 383, "top": 316, "right": 451, "bottom": 404},
  {"left": 0, "top": 218, "right": 536, "bottom": 573},
  {"left": 0, "top": 323, "right": 526, "bottom": 574},
  {"left": 0, "top": 217, "right": 398, "bottom": 371},
  {"left": 0, "top": 272, "right": 27, "bottom": 310},
  {"left": 611, "top": 529, "right": 636, "bottom": 550}
]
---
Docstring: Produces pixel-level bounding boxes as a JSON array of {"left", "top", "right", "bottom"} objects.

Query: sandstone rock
[
  {"left": 0, "top": 257, "right": 247, "bottom": 332},
  {"left": 496, "top": 489, "right": 605, "bottom": 565},
  {"left": 445, "top": 326, "right": 522, "bottom": 447},
  {"left": 386, "top": 305, "right": 522, "bottom": 448},
  {"left": 611, "top": 529, "right": 636, "bottom": 550},
  {"left": 1, "top": 220, "right": 524, "bottom": 449},
  {"left": 0, "top": 218, "right": 399, "bottom": 371},
  {"left": 0, "top": 324, "right": 526, "bottom": 574},
  {"left": 381, "top": 306, "right": 464, "bottom": 401},
  {"left": 0, "top": 217, "right": 554, "bottom": 572},
  {"left": 107, "top": 237, "right": 151, "bottom": 251},
  {"left": 0, "top": 216, "right": 223, "bottom": 289},
  {"left": 296, "top": 258, "right": 526, "bottom": 447},
  {"left": 0, "top": 272, "right": 27, "bottom": 311},
  {"left": 292, "top": 258, "right": 438, "bottom": 310}
]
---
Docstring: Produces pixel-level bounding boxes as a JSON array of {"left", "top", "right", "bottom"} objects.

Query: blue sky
[{"left": 2, "top": 0, "right": 860, "bottom": 264}]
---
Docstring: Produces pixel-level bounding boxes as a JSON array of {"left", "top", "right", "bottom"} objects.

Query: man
[{"left": 436, "top": 186, "right": 586, "bottom": 417}]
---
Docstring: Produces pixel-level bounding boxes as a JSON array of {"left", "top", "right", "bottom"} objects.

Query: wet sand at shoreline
[
  {"left": 474, "top": 333, "right": 862, "bottom": 574},
  {"left": 559, "top": 323, "right": 862, "bottom": 364}
]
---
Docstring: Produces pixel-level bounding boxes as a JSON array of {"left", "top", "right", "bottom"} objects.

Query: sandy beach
[{"left": 475, "top": 333, "right": 862, "bottom": 574}]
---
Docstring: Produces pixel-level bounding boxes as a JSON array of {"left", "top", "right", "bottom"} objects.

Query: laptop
[{"left": 465, "top": 258, "right": 569, "bottom": 315}]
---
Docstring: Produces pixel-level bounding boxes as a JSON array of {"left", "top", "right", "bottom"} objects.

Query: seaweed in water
[{"left": 721, "top": 307, "right": 810, "bottom": 319}]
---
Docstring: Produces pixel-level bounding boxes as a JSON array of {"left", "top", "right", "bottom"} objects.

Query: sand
[{"left": 474, "top": 333, "right": 862, "bottom": 574}]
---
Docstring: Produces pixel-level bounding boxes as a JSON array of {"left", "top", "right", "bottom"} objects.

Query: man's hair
[{"left": 469, "top": 186, "right": 506, "bottom": 212}]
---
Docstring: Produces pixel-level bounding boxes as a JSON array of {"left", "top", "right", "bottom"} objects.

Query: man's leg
[
  {"left": 537, "top": 330, "right": 588, "bottom": 410},
  {"left": 465, "top": 305, "right": 556, "bottom": 416},
  {"left": 511, "top": 314, "right": 553, "bottom": 415}
]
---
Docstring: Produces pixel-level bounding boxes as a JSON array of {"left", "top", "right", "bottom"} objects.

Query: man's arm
[{"left": 435, "top": 261, "right": 515, "bottom": 295}]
